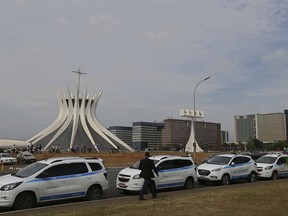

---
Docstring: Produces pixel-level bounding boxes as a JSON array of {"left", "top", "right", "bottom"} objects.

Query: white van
[
  {"left": 116, "top": 155, "right": 197, "bottom": 192},
  {"left": 0, "top": 157, "right": 109, "bottom": 210},
  {"left": 256, "top": 153, "right": 288, "bottom": 180}
]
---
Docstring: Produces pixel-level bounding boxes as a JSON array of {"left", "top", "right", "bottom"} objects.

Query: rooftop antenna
[{"left": 72, "top": 67, "right": 87, "bottom": 94}]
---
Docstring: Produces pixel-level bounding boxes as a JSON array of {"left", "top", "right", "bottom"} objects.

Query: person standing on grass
[{"left": 139, "top": 152, "right": 159, "bottom": 200}]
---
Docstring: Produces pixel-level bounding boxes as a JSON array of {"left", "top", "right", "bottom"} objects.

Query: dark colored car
[{"left": 16, "top": 151, "right": 37, "bottom": 164}]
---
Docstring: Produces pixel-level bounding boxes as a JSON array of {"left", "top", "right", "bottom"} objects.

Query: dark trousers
[{"left": 139, "top": 178, "right": 156, "bottom": 198}]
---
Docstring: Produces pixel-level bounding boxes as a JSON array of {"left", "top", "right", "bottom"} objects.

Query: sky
[{"left": 0, "top": 0, "right": 288, "bottom": 142}]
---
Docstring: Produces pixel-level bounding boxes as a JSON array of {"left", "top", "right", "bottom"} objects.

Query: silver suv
[
  {"left": 117, "top": 155, "right": 197, "bottom": 192},
  {"left": 197, "top": 154, "right": 258, "bottom": 185},
  {"left": 0, "top": 157, "right": 109, "bottom": 210}
]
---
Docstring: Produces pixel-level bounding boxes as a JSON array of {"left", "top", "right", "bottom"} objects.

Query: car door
[
  {"left": 230, "top": 156, "right": 250, "bottom": 180},
  {"left": 276, "top": 156, "right": 288, "bottom": 177},
  {"left": 66, "top": 162, "right": 89, "bottom": 197},
  {"left": 36, "top": 164, "right": 68, "bottom": 202},
  {"left": 156, "top": 160, "right": 175, "bottom": 189},
  {"left": 173, "top": 159, "right": 193, "bottom": 187}
]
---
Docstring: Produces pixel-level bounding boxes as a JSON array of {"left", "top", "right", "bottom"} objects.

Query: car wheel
[
  {"left": 271, "top": 171, "right": 278, "bottom": 180},
  {"left": 221, "top": 174, "right": 230, "bottom": 185},
  {"left": 247, "top": 172, "right": 257, "bottom": 183},
  {"left": 184, "top": 177, "right": 194, "bottom": 190},
  {"left": 85, "top": 185, "right": 102, "bottom": 200},
  {"left": 13, "top": 192, "right": 36, "bottom": 210}
]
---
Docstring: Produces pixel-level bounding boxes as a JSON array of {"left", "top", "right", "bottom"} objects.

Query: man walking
[{"left": 139, "top": 152, "right": 159, "bottom": 200}]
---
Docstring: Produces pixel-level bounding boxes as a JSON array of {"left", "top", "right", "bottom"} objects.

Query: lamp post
[{"left": 192, "top": 76, "right": 210, "bottom": 158}]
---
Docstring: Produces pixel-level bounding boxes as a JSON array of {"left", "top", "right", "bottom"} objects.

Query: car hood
[
  {"left": 0, "top": 174, "right": 23, "bottom": 187},
  {"left": 256, "top": 163, "right": 272, "bottom": 167},
  {"left": 198, "top": 163, "right": 225, "bottom": 170},
  {"left": 118, "top": 167, "right": 141, "bottom": 176}
]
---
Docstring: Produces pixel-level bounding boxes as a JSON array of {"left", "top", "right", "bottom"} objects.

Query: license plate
[{"left": 118, "top": 183, "right": 126, "bottom": 188}]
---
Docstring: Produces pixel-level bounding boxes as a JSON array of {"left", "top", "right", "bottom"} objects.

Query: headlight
[
  {"left": 212, "top": 168, "right": 222, "bottom": 172},
  {"left": 0, "top": 182, "right": 23, "bottom": 191},
  {"left": 265, "top": 166, "right": 273, "bottom": 170},
  {"left": 133, "top": 174, "right": 141, "bottom": 179}
]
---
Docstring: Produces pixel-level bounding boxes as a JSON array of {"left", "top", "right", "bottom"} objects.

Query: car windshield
[
  {"left": 129, "top": 159, "right": 159, "bottom": 169},
  {"left": 206, "top": 156, "right": 232, "bottom": 165},
  {"left": 12, "top": 162, "right": 48, "bottom": 178},
  {"left": 256, "top": 156, "right": 277, "bottom": 164}
]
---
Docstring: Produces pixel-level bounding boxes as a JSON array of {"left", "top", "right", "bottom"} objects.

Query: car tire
[
  {"left": 247, "top": 171, "right": 257, "bottom": 183},
  {"left": 85, "top": 185, "right": 102, "bottom": 200},
  {"left": 271, "top": 171, "right": 278, "bottom": 180},
  {"left": 13, "top": 192, "right": 36, "bottom": 210},
  {"left": 184, "top": 177, "right": 194, "bottom": 190},
  {"left": 221, "top": 174, "right": 230, "bottom": 185}
]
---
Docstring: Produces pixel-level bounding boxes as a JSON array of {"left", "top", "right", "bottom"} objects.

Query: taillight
[{"left": 104, "top": 172, "right": 108, "bottom": 180}]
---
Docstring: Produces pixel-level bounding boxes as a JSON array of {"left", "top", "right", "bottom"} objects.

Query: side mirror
[{"left": 230, "top": 162, "right": 235, "bottom": 166}]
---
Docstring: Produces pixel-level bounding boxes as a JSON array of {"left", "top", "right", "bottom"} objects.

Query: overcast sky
[{"left": 0, "top": 0, "right": 288, "bottom": 142}]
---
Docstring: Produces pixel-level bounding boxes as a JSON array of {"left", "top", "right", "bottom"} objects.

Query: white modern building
[{"left": 26, "top": 88, "right": 134, "bottom": 152}]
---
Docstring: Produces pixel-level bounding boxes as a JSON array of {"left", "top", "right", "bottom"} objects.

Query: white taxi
[
  {"left": 256, "top": 153, "right": 288, "bottom": 180},
  {"left": 197, "top": 154, "right": 258, "bottom": 185},
  {"left": 116, "top": 155, "right": 197, "bottom": 192},
  {"left": 0, "top": 157, "right": 109, "bottom": 210}
]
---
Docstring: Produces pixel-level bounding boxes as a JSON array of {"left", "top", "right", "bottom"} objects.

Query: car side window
[
  {"left": 157, "top": 160, "right": 173, "bottom": 170},
  {"left": 183, "top": 159, "right": 193, "bottom": 167},
  {"left": 37, "top": 164, "right": 67, "bottom": 178},
  {"left": 88, "top": 162, "right": 103, "bottom": 171},
  {"left": 173, "top": 159, "right": 192, "bottom": 168},
  {"left": 239, "top": 157, "right": 250, "bottom": 164},
  {"left": 231, "top": 157, "right": 240, "bottom": 165},
  {"left": 66, "top": 163, "right": 88, "bottom": 175},
  {"left": 277, "top": 157, "right": 286, "bottom": 165}
]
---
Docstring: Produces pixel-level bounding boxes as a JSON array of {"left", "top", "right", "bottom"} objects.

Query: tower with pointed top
[{"left": 27, "top": 69, "right": 134, "bottom": 152}]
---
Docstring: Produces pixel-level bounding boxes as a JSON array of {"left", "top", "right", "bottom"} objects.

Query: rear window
[{"left": 89, "top": 162, "right": 103, "bottom": 171}]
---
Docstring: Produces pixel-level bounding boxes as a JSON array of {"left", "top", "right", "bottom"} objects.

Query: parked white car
[
  {"left": 116, "top": 155, "right": 197, "bottom": 192},
  {"left": 256, "top": 153, "right": 288, "bottom": 180},
  {"left": 0, "top": 157, "right": 109, "bottom": 210},
  {"left": 0, "top": 153, "right": 17, "bottom": 164},
  {"left": 197, "top": 154, "right": 258, "bottom": 185}
]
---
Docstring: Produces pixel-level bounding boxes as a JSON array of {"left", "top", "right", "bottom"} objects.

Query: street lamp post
[{"left": 192, "top": 76, "right": 210, "bottom": 158}]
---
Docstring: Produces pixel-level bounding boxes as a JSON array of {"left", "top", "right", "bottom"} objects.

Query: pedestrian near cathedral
[{"left": 139, "top": 152, "right": 159, "bottom": 200}]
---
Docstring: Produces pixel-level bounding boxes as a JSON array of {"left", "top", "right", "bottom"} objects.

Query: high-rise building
[
  {"left": 161, "top": 119, "right": 190, "bottom": 150},
  {"left": 108, "top": 126, "right": 133, "bottom": 147},
  {"left": 284, "top": 109, "right": 288, "bottom": 140},
  {"left": 234, "top": 112, "right": 287, "bottom": 143},
  {"left": 234, "top": 114, "right": 255, "bottom": 143},
  {"left": 221, "top": 131, "right": 229, "bottom": 144},
  {"left": 132, "top": 121, "right": 164, "bottom": 151},
  {"left": 256, "top": 113, "right": 286, "bottom": 142},
  {"left": 162, "top": 118, "right": 221, "bottom": 151}
]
